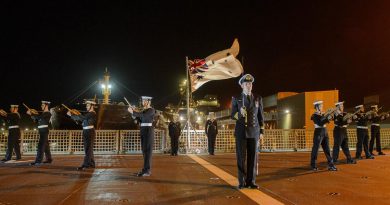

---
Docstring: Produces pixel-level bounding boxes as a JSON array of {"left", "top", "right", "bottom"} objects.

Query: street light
[{"left": 285, "top": 109, "right": 290, "bottom": 114}]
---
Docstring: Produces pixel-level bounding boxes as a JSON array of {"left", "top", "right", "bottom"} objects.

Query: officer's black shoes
[
  {"left": 137, "top": 172, "right": 151, "bottom": 177},
  {"left": 1, "top": 158, "right": 9, "bottom": 162},
  {"left": 15, "top": 158, "right": 22, "bottom": 161},
  {"left": 370, "top": 152, "right": 375, "bottom": 156},
  {"left": 77, "top": 166, "right": 87, "bottom": 171},
  {"left": 378, "top": 152, "right": 386, "bottom": 156},
  {"left": 311, "top": 167, "right": 319, "bottom": 171},
  {"left": 237, "top": 184, "right": 246, "bottom": 189},
  {"left": 43, "top": 160, "right": 52, "bottom": 164},
  {"left": 30, "top": 162, "right": 42, "bottom": 166},
  {"left": 356, "top": 156, "right": 363, "bottom": 160},
  {"left": 346, "top": 159, "right": 357, "bottom": 164},
  {"left": 366, "top": 155, "right": 375, "bottom": 159},
  {"left": 141, "top": 172, "right": 151, "bottom": 177},
  {"left": 328, "top": 166, "right": 337, "bottom": 171},
  {"left": 247, "top": 183, "right": 259, "bottom": 189}
]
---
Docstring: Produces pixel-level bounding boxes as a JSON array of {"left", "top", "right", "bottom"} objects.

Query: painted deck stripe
[{"left": 188, "top": 154, "right": 284, "bottom": 205}]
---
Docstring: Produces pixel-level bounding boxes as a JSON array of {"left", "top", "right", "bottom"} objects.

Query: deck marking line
[{"left": 188, "top": 154, "right": 284, "bottom": 205}]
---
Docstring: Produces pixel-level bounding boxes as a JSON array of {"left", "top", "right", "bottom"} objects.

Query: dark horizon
[{"left": 2, "top": 1, "right": 390, "bottom": 110}]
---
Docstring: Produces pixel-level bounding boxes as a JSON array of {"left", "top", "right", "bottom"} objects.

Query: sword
[{"left": 242, "top": 94, "right": 248, "bottom": 127}]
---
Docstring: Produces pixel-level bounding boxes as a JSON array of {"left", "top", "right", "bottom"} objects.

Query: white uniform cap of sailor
[
  {"left": 335, "top": 101, "right": 344, "bottom": 106},
  {"left": 141, "top": 96, "right": 153, "bottom": 100},
  {"left": 41, "top": 101, "right": 51, "bottom": 105},
  {"left": 313, "top": 100, "right": 323, "bottom": 105},
  {"left": 355, "top": 105, "right": 363, "bottom": 109},
  {"left": 371, "top": 105, "right": 378, "bottom": 109},
  {"left": 10, "top": 104, "right": 19, "bottom": 108},
  {"left": 238, "top": 74, "right": 255, "bottom": 85},
  {"left": 84, "top": 100, "right": 96, "bottom": 105}
]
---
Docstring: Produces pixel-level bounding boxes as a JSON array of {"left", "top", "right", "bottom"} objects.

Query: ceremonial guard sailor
[
  {"left": 28, "top": 101, "right": 53, "bottom": 165},
  {"left": 0, "top": 105, "right": 22, "bottom": 162},
  {"left": 67, "top": 101, "right": 97, "bottom": 170},
  {"left": 168, "top": 116, "right": 181, "bottom": 156},
  {"left": 369, "top": 105, "right": 389, "bottom": 156},
  {"left": 205, "top": 112, "right": 218, "bottom": 155},
  {"left": 128, "top": 96, "right": 156, "bottom": 177},
  {"left": 354, "top": 105, "right": 375, "bottom": 160},
  {"left": 310, "top": 100, "right": 337, "bottom": 171},
  {"left": 332, "top": 101, "right": 356, "bottom": 164},
  {"left": 231, "top": 74, "right": 264, "bottom": 189}
]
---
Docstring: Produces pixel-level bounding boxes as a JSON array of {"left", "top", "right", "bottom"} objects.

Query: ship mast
[{"left": 101, "top": 68, "right": 111, "bottom": 104}]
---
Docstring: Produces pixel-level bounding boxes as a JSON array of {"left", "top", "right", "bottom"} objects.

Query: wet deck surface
[{"left": 0, "top": 151, "right": 389, "bottom": 205}]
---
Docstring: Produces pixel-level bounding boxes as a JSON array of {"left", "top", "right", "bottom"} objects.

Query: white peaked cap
[
  {"left": 141, "top": 96, "right": 153, "bottom": 100},
  {"left": 84, "top": 101, "right": 97, "bottom": 105},
  {"left": 335, "top": 101, "right": 344, "bottom": 106},
  {"left": 355, "top": 105, "right": 363, "bottom": 109}
]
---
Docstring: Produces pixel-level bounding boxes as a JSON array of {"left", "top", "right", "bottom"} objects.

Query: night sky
[{"left": 2, "top": 1, "right": 390, "bottom": 110}]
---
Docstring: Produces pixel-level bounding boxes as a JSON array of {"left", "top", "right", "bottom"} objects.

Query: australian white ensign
[{"left": 189, "top": 39, "right": 244, "bottom": 92}]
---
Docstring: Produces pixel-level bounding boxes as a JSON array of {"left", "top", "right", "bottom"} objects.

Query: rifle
[
  {"left": 23, "top": 103, "right": 39, "bottom": 115},
  {"left": 365, "top": 106, "right": 383, "bottom": 119},
  {"left": 61, "top": 104, "right": 81, "bottom": 115},
  {"left": 379, "top": 111, "right": 390, "bottom": 119},
  {"left": 124, "top": 97, "right": 141, "bottom": 112},
  {"left": 343, "top": 110, "right": 360, "bottom": 122},
  {"left": 123, "top": 97, "right": 132, "bottom": 106},
  {"left": 0, "top": 109, "right": 7, "bottom": 117},
  {"left": 321, "top": 108, "right": 337, "bottom": 121}
]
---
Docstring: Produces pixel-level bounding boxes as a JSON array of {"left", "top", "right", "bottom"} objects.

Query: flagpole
[{"left": 185, "top": 56, "right": 191, "bottom": 153}]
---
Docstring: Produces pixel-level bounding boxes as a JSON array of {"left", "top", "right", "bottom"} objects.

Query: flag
[{"left": 189, "top": 38, "right": 243, "bottom": 92}]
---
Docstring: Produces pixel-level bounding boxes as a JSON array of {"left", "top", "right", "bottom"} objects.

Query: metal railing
[
  {"left": 1, "top": 128, "right": 390, "bottom": 155},
  {"left": 0, "top": 130, "right": 165, "bottom": 155},
  {"left": 120, "top": 130, "right": 165, "bottom": 154}
]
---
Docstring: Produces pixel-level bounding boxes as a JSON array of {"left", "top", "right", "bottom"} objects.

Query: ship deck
[{"left": 0, "top": 151, "right": 389, "bottom": 205}]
